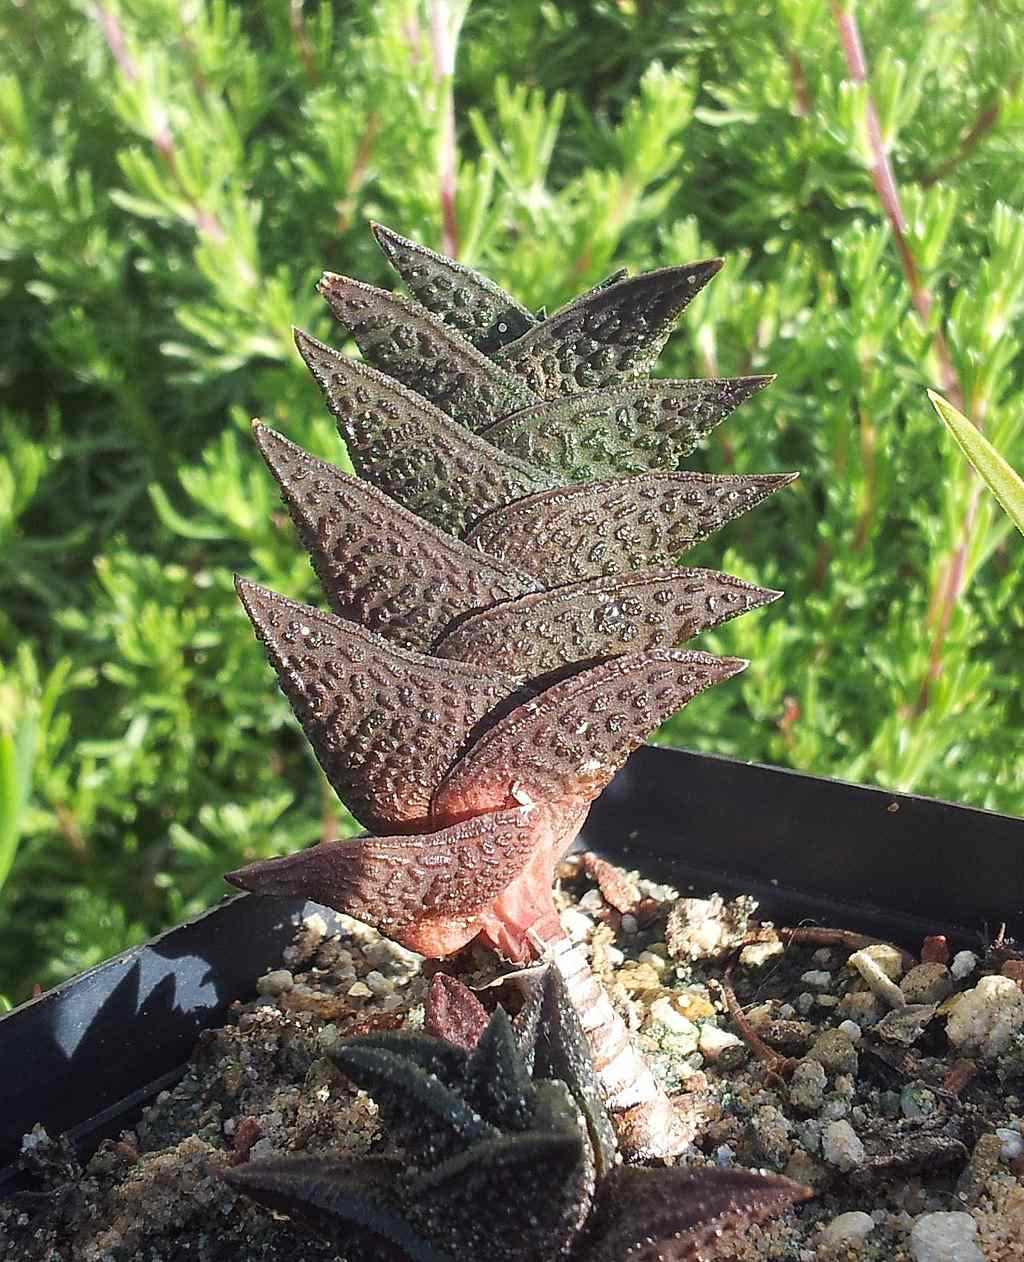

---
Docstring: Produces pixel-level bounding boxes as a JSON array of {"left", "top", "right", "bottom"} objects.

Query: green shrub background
[{"left": 1, "top": 0, "right": 1022, "bottom": 1006}]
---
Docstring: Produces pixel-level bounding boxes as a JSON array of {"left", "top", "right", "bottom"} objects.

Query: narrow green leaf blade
[{"left": 928, "top": 390, "right": 1024, "bottom": 536}]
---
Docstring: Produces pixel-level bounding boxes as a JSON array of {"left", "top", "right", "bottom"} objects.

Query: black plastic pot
[{"left": 2, "top": 744, "right": 1022, "bottom": 1187}]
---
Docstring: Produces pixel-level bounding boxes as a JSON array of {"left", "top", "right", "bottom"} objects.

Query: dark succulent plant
[
  {"left": 227, "top": 224, "right": 796, "bottom": 1155},
  {"left": 223, "top": 967, "right": 810, "bottom": 1262}
]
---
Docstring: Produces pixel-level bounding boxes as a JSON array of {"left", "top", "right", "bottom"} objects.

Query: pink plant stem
[
  {"left": 429, "top": 0, "right": 461, "bottom": 258},
  {"left": 830, "top": 1, "right": 981, "bottom": 716},
  {"left": 542, "top": 932, "right": 688, "bottom": 1159}
]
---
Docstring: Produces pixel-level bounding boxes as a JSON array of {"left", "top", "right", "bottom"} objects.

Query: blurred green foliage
[{"left": 1, "top": 0, "right": 1022, "bottom": 1004}]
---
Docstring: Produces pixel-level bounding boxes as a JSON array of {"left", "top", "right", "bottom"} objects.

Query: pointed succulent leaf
[
  {"left": 370, "top": 221, "right": 538, "bottom": 354},
  {"left": 407, "top": 1128, "right": 588, "bottom": 1262},
  {"left": 494, "top": 263, "right": 723, "bottom": 398},
  {"left": 426, "top": 974, "right": 491, "bottom": 1051},
  {"left": 334, "top": 1044, "right": 499, "bottom": 1146},
  {"left": 528, "top": 967, "right": 618, "bottom": 1180},
  {"left": 463, "top": 1007, "right": 534, "bottom": 1130},
  {"left": 432, "top": 650, "right": 747, "bottom": 824},
  {"left": 480, "top": 376, "right": 774, "bottom": 481},
  {"left": 432, "top": 567, "right": 781, "bottom": 675},
  {"left": 582, "top": 1165, "right": 812, "bottom": 1262},
  {"left": 294, "top": 329, "right": 554, "bottom": 533},
  {"left": 317, "top": 273, "right": 538, "bottom": 429},
  {"left": 225, "top": 807, "right": 543, "bottom": 956},
  {"left": 233, "top": 578, "right": 519, "bottom": 831},
  {"left": 220, "top": 1156, "right": 432, "bottom": 1261},
  {"left": 251, "top": 422, "right": 539, "bottom": 649},
  {"left": 328, "top": 1029, "right": 469, "bottom": 1086},
  {"left": 464, "top": 472, "right": 798, "bottom": 585}
]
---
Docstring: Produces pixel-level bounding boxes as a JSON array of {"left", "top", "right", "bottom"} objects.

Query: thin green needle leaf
[{"left": 928, "top": 390, "right": 1024, "bottom": 536}]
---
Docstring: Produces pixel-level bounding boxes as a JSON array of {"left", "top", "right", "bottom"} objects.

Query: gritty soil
[{"left": 2, "top": 857, "right": 1023, "bottom": 1261}]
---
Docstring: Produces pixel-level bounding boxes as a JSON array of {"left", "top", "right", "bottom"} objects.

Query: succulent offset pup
[
  {"left": 224, "top": 967, "right": 810, "bottom": 1261},
  {"left": 228, "top": 224, "right": 796, "bottom": 1158}
]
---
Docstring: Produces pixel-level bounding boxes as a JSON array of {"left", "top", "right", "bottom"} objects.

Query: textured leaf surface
[
  {"left": 432, "top": 567, "right": 781, "bottom": 675},
  {"left": 234, "top": 578, "right": 518, "bottom": 831},
  {"left": 494, "top": 263, "right": 722, "bottom": 398},
  {"left": 464, "top": 472, "right": 798, "bottom": 584},
  {"left": 295, "top": 329, "right": 553, "bottom": 534},
  {"left": 225, "top": 807, "right": 541, "bottom": 953},
  {"left": 433, "top": 651, "right": 747, "bottom": 822},
  {"left": 582, "top": 1165, "right": 811, "bottom": 1262},
  {"left": 251, "top": 422, "right": 538, "bottom": 649},
  {"left": 221, "top": 1157, "right": 429, "bottom": 1262},
  {"left": 480, "top": 376, "right": 773, "bottom": 481},
  {"left": 426, "top": 973, "right": 491, "bottom": 1051},
  {"left": 371, "top": 221, "right": 538, "bottom": 354},
  {"left": 318, "top": 273, "right": 537, "bottom": 429}
]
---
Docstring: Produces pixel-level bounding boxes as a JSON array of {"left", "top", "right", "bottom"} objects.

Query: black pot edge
[{"left": 2, "top": 743, "right": 1021, "bottom": 1181}]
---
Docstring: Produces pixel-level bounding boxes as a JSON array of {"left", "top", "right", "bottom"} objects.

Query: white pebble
[
  {"left": 698, "top": 1023, "right": 744, "bottom": 1062},
  {"left": 996, "top": 1126, "right": 1024, "bottom": 1162},
  {"left": 838, "top": 1019, "right": 862, "bottom": 1041},
  {"left": 801, "top": 970, "right": 832, "bottom": 989},
  {"left": 364, "top": 970, "right": 392, "bottom": 995},
  {"left": 820, "top": 1211, "right": 875, "bottom": 1248},
  {"left": 605, "top": 946, "right": 625, "bottom": 966},
  {"left": 620, "top": 913, "right": 638, "bottom": 935},
  {"left": 946, "top": 974, "right": 1024, "bottom": 1058},
  {"left": 848, "top": 948, "right": 905, "bottom": 1008},
  {"left": 578, "top": 888, "right": 605, "bottom": 912},
  {"left": 648, "top": 996, "right": 698, "bottom": 1040},
  {"left": 951, "top": 950, "right": 979, "bottom": 980},
  {"left": 560, "top": 908, "right": 594, "bottom": 942},
  {"left": 909, "top": 1211, "right": 984, "bottom": 1262},
  {"left": 821, "top": 1119, "right": 865, "bottom": 1170}
]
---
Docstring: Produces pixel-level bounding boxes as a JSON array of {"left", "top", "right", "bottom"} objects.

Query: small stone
[
  {"left": 616, "top": 962, "right": 661, "bottom": 992},
  {"left": 647, "top": 996, "right": 699, "bottom": 1044},
  {"left": 807, "top": 1029, "right": 859, "bottom": 1075},
  {"left": 739, "top": 939, "right": 785, "bottom": 967},
  {"left": 900, "top": 1084, "right": 937, "bottom": 1119},
  {"left": 996, "top": 1126, "right": 1024, "bottom": 1162},
  {"left": 956, "top": 1132, "right": 1003, "bottom": 1206},
  {"left": 873, "top": 1003, "right": 937, "bottom": 1046},
  {"left": 851, "top": 942, "right": 906, "bottom": 980},
  {"left": 838, "top": 989, "right": 884, "bottom": 1026},
  {"left": 946, "top": 974, "right": 1024, "bottom": 1058},
  {"left": 820, "top": 1210, "right": 875, "bottom": 1249},
  {"left": 578, "top": 888, "right": 605, "bottom": 912},
  {"left": 900, "top": 963, "right": 953, "bottom": 1005},
  {"left": 347, "top": 981, "right": 372, "bottom": 998},
  {"left": 909, "top": 1211, "right": 984, "bottom": 1262},
  {"left": 637, "top": 949, "right": 670, "bottom": 973},
  {"left": 820, "top": 1098, "right": 849, "bottom": 1121},
  {"left": 749, "top": 1105, "right": 793, "bottom": 1167},
  {"left": 801, "top": 970, "right": 832, "bottom": 989},
  {"left": 256, "top": 969, "right": 294, "bottom": 996},
  {"left": 821, "top": 1119, "right": 865, "bottom": 1170},
  {"left": 1001, "top": 959, "right": 1024, "bottom": 986},
  {"left": 364, "top": 970, "right": 392, "bottom": 995},
  {"left": 848, "top": 948, "right": 905, "bottom": 1008},
  {"left": 560, "top": 908, "right": 593, "bottom": 942},
  {"left": 698, "top": 1023, "right": 745, "bottom": 1066},
  {"left": 811, "top": 948, "right": 833, "bottom": 966},
  {"left": 620, "top": 913, "right": 638, "bottom": 935},
  {"left": 950, "top": 950, "right": 978, "bottom": 980},
  {"left": 788, "top": 1059, "right": 827, "bottom": 1114},
  {"left": 838, "top": 1019, "right": 862, "bottom": 1041},
  {"left": 797, "top": 992, "right": 814, "bottom": 1014},
  {"left": 665, "top": 893, "right": 754, "bottom": 961},
  {"left": 921, "top": 935, "right": 950, "bottom": 965}
]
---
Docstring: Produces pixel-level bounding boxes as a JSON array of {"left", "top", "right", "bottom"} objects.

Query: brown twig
[
  {"left": 290, "top": 0, "right": 320, "bottom": 85},
  {"left": 779, "top": 925, "right": 917, "bottom": 973},
  {"left": 718, "top": 957, "right": 798, "bottom": 1086}
]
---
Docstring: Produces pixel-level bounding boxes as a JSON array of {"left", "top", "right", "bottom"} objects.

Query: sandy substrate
[{"left": 2, "top": 856, "right": 1023, "bottom": 1261}]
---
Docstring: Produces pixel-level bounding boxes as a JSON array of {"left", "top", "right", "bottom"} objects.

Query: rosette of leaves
[{"left": 224, "top": 967, "right": 810, "bottom": 1262}]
